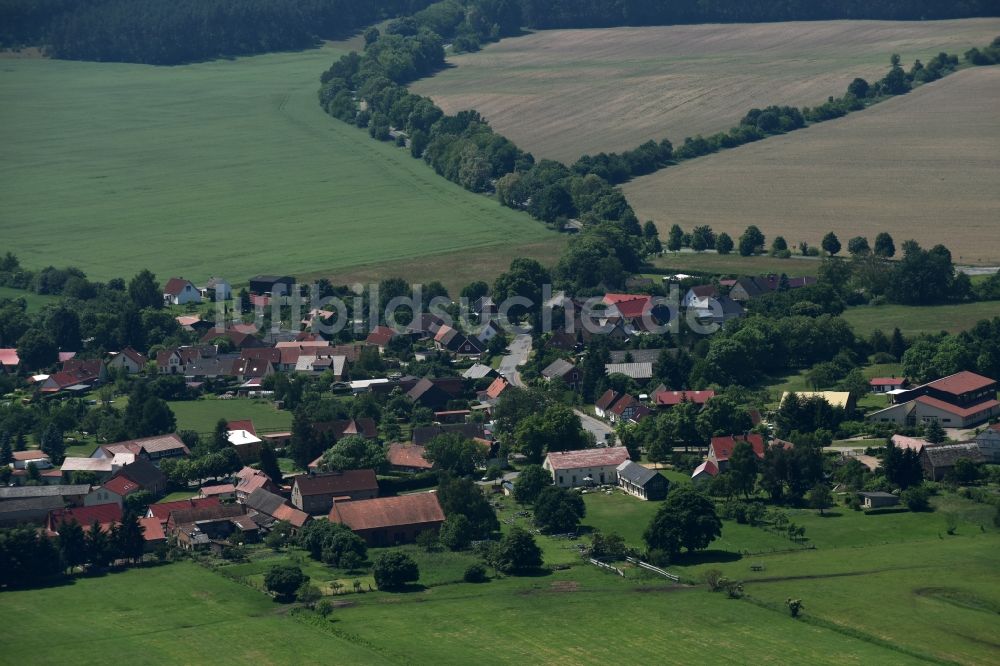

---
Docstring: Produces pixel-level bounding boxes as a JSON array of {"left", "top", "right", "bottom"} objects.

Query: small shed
[{"left": 859, "top": 491, "right": 899, "bottom": 509}]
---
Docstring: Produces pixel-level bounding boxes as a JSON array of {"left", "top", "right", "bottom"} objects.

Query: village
[{"left": 2, "top": 265, "right": 998, "bottom": 606}]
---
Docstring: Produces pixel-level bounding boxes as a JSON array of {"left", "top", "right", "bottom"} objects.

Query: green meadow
[
  {"left": 0, "top": 47, "right": 555, "bottom": 286},
  {"left": 841, "top": 300, "right": 1000, "bottom": 336}
]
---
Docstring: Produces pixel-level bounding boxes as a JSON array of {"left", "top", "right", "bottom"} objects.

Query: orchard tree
[
  {"left": 512, "top": 465, "right": 552, "bottom": 504},
  {"left": 264, "top": 564, "right": 308, "bottom": 602},
  {"left": 533, "top": 486, "right": 585, "bottom": 534},
  {"left": 806, "top": 483, "right": 833, "bottom": 515},
  {"left": 643, "top": 486, "right": 721, "bottom": 557},
  {"left": 821, "top": 232, "right": 841, "bottom": 256},
  {"left": 128, "top": 269, "right": 162, "bottom": 309},
  {"left": 373, "top": 552, "right": 419, "bottom": 590},
  {"left": 319, "top": 435, "right": 387, "bottom": 472}
]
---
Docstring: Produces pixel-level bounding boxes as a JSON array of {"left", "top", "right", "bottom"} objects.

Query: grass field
[
  {"left": 0, "top": 285, "right": 58, "bottom": 311},
  {"left": 650, "top": 251, "right": 822, "bottom": 277},
  {"left": 0, "top": 562, "right": 383, "bottom": 664},
  {"left": 0, "top": 45, "right": 556, "bottom": 286},
  {"left": 166, "top": 398, "right": 293, "bottom": 436},
  {"left": 626, "top": 66, "right": 1000, "bottom": 265},
  {"left": 841, "top": 299, "right": 1000, "bottom": 336},
  {"left": 413, "top": 19, "right": 1000, "bottom": 163}
]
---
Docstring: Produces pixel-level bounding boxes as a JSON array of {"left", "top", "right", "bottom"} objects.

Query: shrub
[
  {"left": 416, "top": 529, "right": 440, "bottom": 552},
  {"left": 704, "top": 568, "right": 724, "bottom": 592},
  {"left": 372, "top": 552, "right": 419, "bottom": 590},
  {"left": 315, "top": 599, "right": 335, "bottom": 617},
  {"left": 901, "top": 484, "right": 931, "bottom": 512},
  {"left": 463, "top": 563, "right": 489, "bottom": 583},
  {"left": 786, "top": 598, "right": 804, "bottom": 618},
  {"left": 264, "top": 565, "right": 308, "bottom": 602}
]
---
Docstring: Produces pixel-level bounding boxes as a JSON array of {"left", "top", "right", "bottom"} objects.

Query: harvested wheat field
[
  {"left": 412, "top": 19, "right": 1000, "bottom": 162},
  {"left": 624, "top": 66, "right": 1000, "bottom": 264}
]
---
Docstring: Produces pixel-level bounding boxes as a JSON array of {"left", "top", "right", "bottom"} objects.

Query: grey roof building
[{"left": 616, "top": 461, "right": 669, "bottom": 501}]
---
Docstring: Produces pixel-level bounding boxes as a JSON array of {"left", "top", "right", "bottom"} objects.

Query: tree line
[{"left": 9, "top": 0, "right": 433, "bottom": 64}]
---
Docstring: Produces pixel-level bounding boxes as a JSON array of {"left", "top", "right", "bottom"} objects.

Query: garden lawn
[
  {"left": 0, "top": 561, "right": 381, "bottom": 665},
  {"left": 167, "top": 398, "right": 292, "bottom": 436},
  {"left": 652, "top": 252, "right": 822, "bottom": 278}
]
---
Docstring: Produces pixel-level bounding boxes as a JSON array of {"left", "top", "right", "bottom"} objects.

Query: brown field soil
[
  {"left": 625, "top": 66, "right": 1000, "bottom": 264},
  {"left": 412, "top": 19, "right": 1000, "bottom": 162}
]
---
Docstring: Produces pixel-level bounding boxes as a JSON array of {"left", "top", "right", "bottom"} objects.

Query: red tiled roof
[
  {"left": 147, "top": 497, "right": 220, "bottom": 523},
  {"left": 595, "top": 389, "right": 621, "bottom": 411},
  {"left": 227, "top": 420, "right": 257, "bottom": 436},
  {"left": 199, "top": 483, "right": 236, "bottom": 496},
  {"left": 366, "top": 325, "right": 396, "bottom": 347},
  {"left": 609, "top": 394, "right": 639, "bottom": 416},
  {"left": 12, "top": 450, "right": 48, "bottom": 461},
  {"left": 272, "top": 503, "right": 310, "bottom": 528},
  {"left": 926, "top": 371, "right": 996, "bottom": 396},
  {"left": 891, "top": 434, "right": 929, "bottom": 453},
  {"left": 139, "top": 516, "right": 166, "bottom": 542},
  {"left": 387, "top": 443, "right": 434, "bottom": 470},
  {"left": 163, "top": 277, "right": 194, "bottom": 296},
  {"left": 655, "top": 390, "right": 715, "bottom": 406},
  {"left": 545, "top": 447, "right": 630, "bottom": 471},
  {"left": 485, "top": 376, "right": 509, "bottom": 400},
  {"left": 689, "top": 285, "right": 717, "bottom": 298},
  {"left": 603, "top": 294, "right": 651, "bottom": 319},
  {"left": 294, "top": 470, "right": 378, "bottom": 496},
  {"left": 990, "top": 423, "right": 1000, "bottom": 432},
  {"left": 49, "top": 503, "right": 122, "bottom": 532},
  {"left": 692, "top": 460, "right": 719, "bottom": 478},
  {"left": 102, "top": 475, "right": 140, "bottom": 497},
  {"left": 330, "top": 493, "right": 444, "bottom": 531},
  {"left": 870, "top": 377, "right": 906, "bottom": 386},
  {"left": 710, "top": 434, "right": 765, "bottom": 461},
  {"left": 915, "top": 395, "right": 1000, "bottom": 418}
]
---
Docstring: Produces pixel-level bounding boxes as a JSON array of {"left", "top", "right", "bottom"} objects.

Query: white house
[
  {"left": 163, "top": 277, "right": 202, "bottom": 306},
  {"left": 107, "top": 347, "right": 148, "bottom": 375},
  {"left": 543, "top": 447, "right": 631, "bottom": 488},
  {"left": 682, "top": 285, "right": 717, "bottom": 309}
]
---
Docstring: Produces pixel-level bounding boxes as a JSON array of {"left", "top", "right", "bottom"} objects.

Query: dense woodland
[{"left": 2, "top": 0, "right": 998, "bottom": 63}]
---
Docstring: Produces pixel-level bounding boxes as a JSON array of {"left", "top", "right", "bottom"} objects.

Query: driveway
[
  {"left": 576, "top": 409, "right": 614, "bottom": 445},
  {"left": 498, "top": 333, "right": 532, "bottom": 387}
]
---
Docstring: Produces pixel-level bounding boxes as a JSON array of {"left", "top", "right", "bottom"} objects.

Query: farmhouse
[
  {"left": 406, "top": 377, "right": 456, "bottom": 411},
  {"left": 85, "top": 475, "right": 140, "bottom": 508},
  {"left": 0, "top": 495, "right": 65, "bottom": 527},
  {"left": 234, "top": 467, "right": 279, "bottom": 502},
  {"left": 920, "top": 443, "right": 986, "bottom": 481},
  {"left": 655, "top": 389, "right": 715, "bottom": 409},
  {"left": 291, "top": 470, "right": 379, "bottom": 514},
  {"left": 541, "top": 359, "right": 580, "bottom": 390},
  {"left": 92, "top": 433, "right": 190, "bottom": 465},
  {"left": 162, "top": 277, "right": 201, "bottom": 306},
  {"left": 107, "top": 347, "right": 148, "bottom": 374},
  {"left": 244, "top": 488, "right": 309, "bottom": 530},
  {"left": 607, "top": 394, "right": 641, "bottom": 424},
  {"left": 868, "top": 371, "right": 999, "bottom": 428},
  {"left": 434, "top": 325, "right": 484, "bottom": 357},
  {"left": 146, "top": 497, "right": 221, "bottom": 525},
  {"left": 365, "top": 325, "right": 396, "bottom": 353},
  {"left": 595, "top": 389, "right": 623, "bottom": 418},
  {"left": 707, "top": 434, "right": 765, "bottom": 472},
  {"left": 859, "top": 492, "right": 900, "bottom": 509},
  {"left": 682, "top": 285, "right": 717, "bottom": 309},
  {"left": 47, "top": 503, "right": 123, "bottom": 535},
  {"left": 329, "top": 492, "right": 445, "bottom": 546},
  {"left": 386, "top": 443, "right": 434, "bottom": 473},
  {"left": 543, "top": 447, "right": 631, "bottom": 488},
  {"left": 975, "top": 423, "right": 1000, "bottom": 463},
  {"left": 616, "top": 461, "right": 669, "bottom": 501}
]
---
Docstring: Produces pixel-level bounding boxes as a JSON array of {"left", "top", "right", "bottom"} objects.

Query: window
[
  {"left": 558, "top": 476, "right": 563, "bottom": 484},
  {"left": 572, "top": 475, "right": 577, "bottom": 485}
]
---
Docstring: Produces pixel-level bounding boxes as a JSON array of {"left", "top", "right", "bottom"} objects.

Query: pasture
[
  {"left": 0, "top": 285, "right": 58, "bottom": 312},
  {"left": 413, "top": 19, "right": 1000, "bottom": 162},
  {"left": 0, "top": 46, "right": 555, "bottom": 286},
  {"left": 626, "top": 66, "right": 1000, "bottom": 264},
  {"left": 651, "top": 251, "right": 822, "bottom": 278}
]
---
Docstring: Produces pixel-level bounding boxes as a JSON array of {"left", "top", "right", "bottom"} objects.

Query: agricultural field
[
  {"left": 0, "top": 44, "right": 555, "bottom": 287},
  {"left": 841, "top": 299, "right": 1000, "bottom": 336},
  {"left": 412, "top": 19, "right": 1000, "bottom": 162},
  {"left": 650, "top": 251, "right": 822, "bottom": 278},
  {"left": 626, "top": 66, "right": 1000, "bottom": 264}
]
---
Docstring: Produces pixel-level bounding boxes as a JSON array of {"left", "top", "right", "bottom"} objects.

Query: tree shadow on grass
[
  {"left": 510, "top": 567, "right": 552, "bottom": 578},
  {"left": 817, "top": 511, "right": 843, "bottom": 518},
  {"left": 674, "top": 549, "right": 742, "bottom": 566},
  {"left": 384, "top": 583, "right": 428, "bottom": 594}
]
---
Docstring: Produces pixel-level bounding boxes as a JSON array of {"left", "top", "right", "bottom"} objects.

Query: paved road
[
  {"left": 576, "top": 409, "right": 614, "bottom": 445},
  {"left": 498, "top": 333, "right": 532, "bottom": 387}
]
